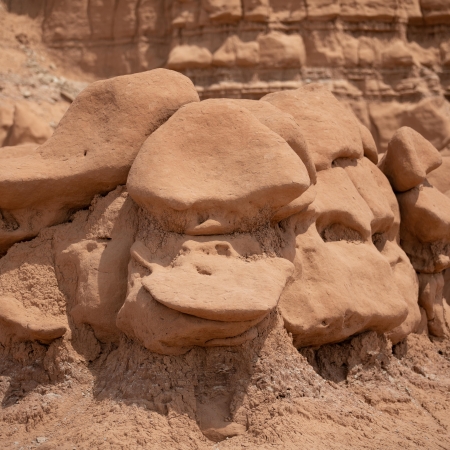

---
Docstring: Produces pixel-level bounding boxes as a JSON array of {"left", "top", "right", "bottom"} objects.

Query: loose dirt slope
[{"left": 1, "top": 319, "right": 450, "bottom": 449}]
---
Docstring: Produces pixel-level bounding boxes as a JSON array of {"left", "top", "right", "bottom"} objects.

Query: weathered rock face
[
  {"left": 4, "top": 0, "right": 450, "bottom": 153},
  {"left": 0, "top": 70, "right": 447, "bottom": 353},
  {"left": 1, "top": 71, "right": 450, "bottom": 443}
]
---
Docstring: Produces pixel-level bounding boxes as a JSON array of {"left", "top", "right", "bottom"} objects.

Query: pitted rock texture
[{"left": 5, "top": 0, "right": 450, "bottom": 153}]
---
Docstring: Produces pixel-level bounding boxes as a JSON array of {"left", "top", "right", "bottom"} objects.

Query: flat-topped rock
[
  {"left": 127, "top": 98, "right": 310, "bottom": 234},
  {"left": 143, "top": 240, "right": 294, "bottom": 322}
]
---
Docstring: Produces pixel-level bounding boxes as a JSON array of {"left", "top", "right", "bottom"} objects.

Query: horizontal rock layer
[
  {"left": 4, "top": 0, "right": 450, "bottom": 152},
  {"left": 3, "top": 0, "right": 450, "bottom": 152}
]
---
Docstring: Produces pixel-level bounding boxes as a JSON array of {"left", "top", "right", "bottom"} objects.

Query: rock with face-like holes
[
  {"left": 117, "top": 99, "right": 310, "bottom": 354},
  {"left": 263, "top": 85, "right": 420, "bottom": 347},
  {"left": 0, "top": 73, "right": 438, "bottom": 355}
]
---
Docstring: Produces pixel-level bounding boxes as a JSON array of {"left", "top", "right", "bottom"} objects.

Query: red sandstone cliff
[{"left": 3, "top": 0, "right": 450, "bottom": 153}]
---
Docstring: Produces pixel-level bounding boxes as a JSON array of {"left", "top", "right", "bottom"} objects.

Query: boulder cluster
[{"left": 0, "top": 69, "right": 448, "bottom": 357}]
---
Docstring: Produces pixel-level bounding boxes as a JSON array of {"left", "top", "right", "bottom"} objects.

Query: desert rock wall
[{"left": 4, "top": 0, "right": 450, "bottom": 152}]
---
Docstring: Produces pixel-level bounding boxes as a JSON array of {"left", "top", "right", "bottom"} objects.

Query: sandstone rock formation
[
  {"left": 380, "top": 127, "right": 450, "bottom": 338},
  {"left": 4, "top": 0, "right": 450, "bottom": 154},
  {"left": 0, "top": 69, "right": 199, "bottom": 254},
  {"left": 0, "top": 70, "right": 449, "bottom": 446}
]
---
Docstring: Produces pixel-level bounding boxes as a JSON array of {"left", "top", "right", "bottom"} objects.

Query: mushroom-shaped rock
[
  {"left": 382, "top": 127, "right": 442, "bottom": 192},
  {"left": 262, "top": 84, "right": 364, "bottom": 171},
  {"left": 117, "top": 234, "right": 294, "bottom": 354},
  {"left": 279, "top": 166, "right": 410, "bottom": 347},
  {"left": 127, "top": 99, "right": 310, "bottom": 235},
  {"left": 0, "top": 69, "right": 199, "bottom": 254}
]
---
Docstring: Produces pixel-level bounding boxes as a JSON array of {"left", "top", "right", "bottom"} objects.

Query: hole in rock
[
  {"left": 196, "top": 266, "right": 212, "bottom": 276},
  {"left": 372, "top": 232, "right": 387, "bottom": 252},
  {"left": 320, "top": 223, "right": 363, "bottom": 244},
  {"left": 215, "top": 243, "right": 231, "bottom": 256},
  {"left": 0, "top": 210, "right": 19, "bottom": 232}
]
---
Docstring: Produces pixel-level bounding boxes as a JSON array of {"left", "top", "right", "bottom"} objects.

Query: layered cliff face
[{"left": 4, "top": 0, "right": 450, "bottom": 152}]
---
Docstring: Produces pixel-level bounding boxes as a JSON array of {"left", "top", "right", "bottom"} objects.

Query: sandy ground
[{"left": 0, "top": 313, "right": 449, "bottom": 450}]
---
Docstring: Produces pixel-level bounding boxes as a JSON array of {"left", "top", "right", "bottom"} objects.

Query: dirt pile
[
  {"left": 0, "top": 69, "right": 449, "bottom": 448},
  {"left": 4, "top": 0, "right": 450, "bottom": 152}
]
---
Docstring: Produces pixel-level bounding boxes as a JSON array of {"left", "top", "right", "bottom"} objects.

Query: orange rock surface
[{"left": 1, "top": 2, "right": 450, "bottom": 447}]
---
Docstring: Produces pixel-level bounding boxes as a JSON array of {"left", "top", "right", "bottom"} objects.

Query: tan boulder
[
  {"left": 171, "top": 0, "right": 199, "bottom": 28},
  {"left": 127, "top": 98, "right": 310, "bottom": 235},
  {"left": 340, "top": 0, "right": 399, "bottom": 21},
  {"left": 5, "top": 102, "right": 53, "bottom": 147},
  {"left": 382, "top": 127, "right": 442, "bottom": 192},
  {"left": 270, "top": 0, "right": 307, "bottom": 21},
  {"left": 304, "top": 30, "right": 345, "bottom": 67},
  {"left": 55, "top": 188, "right": 137, "bottom": 342},
  {"left": 235, "top": 39, "right": 260, "bottom": 66},
  {"left": 212, "top": 36, "right": 259, "bottom": 67},
  {"left": 398, "top": 183, "right": 450, "bottom": 244},
  {"left": 116, "top": 279, "right": 262, "bottom": 355},
  {"left": 243, "top": 0, "right": 269, "bottom": 21},
  {"left": 0, "top": 296, "right": 67, "bottom": 344},
  {"left": 200, "top": 0, "right": 242, "bottom": 23},
  {"left": 397, "top": 182, "right": 450, "bottom": 274},
  {"left": 279, "top": 167, "right": 409, "bottom": 347},
  {"left": 262, "top": 84, "right": 364, "bottom": 171},
  {"left": 334, "top": 158, "right": 394, "bottom": 236},
  {"left": 381, "top": 40, "right": 415, "bottom": 68},
  {"left": 117, "top": 234, "right": 280, "bottom": 355},
  {"left": 0, "top": 69, "right": 199, "bottom": 254},
  {"left": 143, "top": 240, "right": 294, "bottom": 322}
]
